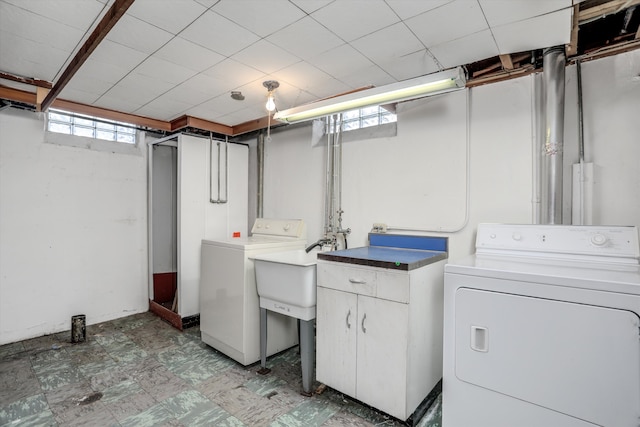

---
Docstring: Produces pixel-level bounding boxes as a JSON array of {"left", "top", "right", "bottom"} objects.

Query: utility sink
[{"left": 253, "top": 249, "right": 318, "bottom": 321}]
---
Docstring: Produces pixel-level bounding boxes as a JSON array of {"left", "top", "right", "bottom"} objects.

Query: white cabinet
[{"left": 316, "top": 259, "right": 445, "bottom": 420}]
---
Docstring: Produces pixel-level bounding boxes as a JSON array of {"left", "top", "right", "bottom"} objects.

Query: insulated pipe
[
  {"left": 542, "top": 47, "right": 566, "bottom": 224},
  {"left": 257, "top": 131, "right": 264, "bottom": 218}
]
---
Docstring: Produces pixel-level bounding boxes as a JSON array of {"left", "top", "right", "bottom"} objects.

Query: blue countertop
[{"left": 317, "top": 246, "right": 447, "bottom": 271}]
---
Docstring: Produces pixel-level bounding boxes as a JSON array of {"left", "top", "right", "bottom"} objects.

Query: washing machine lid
[{"left": 201, "top": 234, "right": 306, "bottom": 250}]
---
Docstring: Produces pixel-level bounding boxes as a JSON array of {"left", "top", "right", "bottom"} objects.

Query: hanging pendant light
[{"left": 263, "top": 80, "right": 279, "bottom": 112}]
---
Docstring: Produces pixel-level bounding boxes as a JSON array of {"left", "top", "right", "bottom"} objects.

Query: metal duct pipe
[
  {"left": 257, "top": 131, "right": 264, "bottom": 218},
  {"left": 542, "top": 47, "right": 566, "bottom": 224}
]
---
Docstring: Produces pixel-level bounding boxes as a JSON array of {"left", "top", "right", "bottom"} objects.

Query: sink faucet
[{"left": 305, "top": 237, "right": 333, "bottom": 253}]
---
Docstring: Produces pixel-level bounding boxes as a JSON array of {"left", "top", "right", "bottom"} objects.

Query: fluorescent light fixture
[{"left": 274, "top": 67, "right": 466, "bottom": 124}]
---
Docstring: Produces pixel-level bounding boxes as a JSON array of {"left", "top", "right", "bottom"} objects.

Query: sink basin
[{"left": 253, "top": 250, "right": 318, "bottom": 320}]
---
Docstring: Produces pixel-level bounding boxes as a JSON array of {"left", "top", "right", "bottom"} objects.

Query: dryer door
[{"left": 455, "top": 287, "right": 640, "bottom": 427}]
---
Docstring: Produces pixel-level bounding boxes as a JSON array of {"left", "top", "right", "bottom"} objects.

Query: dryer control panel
[
  {"left": 475, "top": 224, "right": 640, "bottom": 263},
  {"left": 251, "top": 218, "right": 306, "bottom": 238}
]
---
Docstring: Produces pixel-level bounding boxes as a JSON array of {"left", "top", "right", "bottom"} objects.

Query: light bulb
[{"left": 265, "top": 94, "right": 276, "bottom": 112}]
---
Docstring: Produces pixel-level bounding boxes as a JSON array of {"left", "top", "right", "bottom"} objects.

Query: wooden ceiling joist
[
  {"left": 566, "top": 4, "right": 580, "bottom": 57},
  {"left": 0, "top": 71, "right": 52, "bottom": 89},
  {"left": 499, "top": 54, "right": 514, "bottom": 70},
  {"left": 579, "top": 0, "right": 640, "bottom": 22},
  {"left": 39, "top": 0, "right": 135, "bottom": 112}
]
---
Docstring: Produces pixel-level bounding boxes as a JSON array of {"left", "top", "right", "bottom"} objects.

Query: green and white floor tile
[{"left": 0, "top": 312, "right": 442, "bottom": 426}]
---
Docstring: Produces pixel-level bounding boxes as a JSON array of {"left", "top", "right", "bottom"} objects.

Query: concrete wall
[{"left": 0, "top": 109, "right": 148, "bottom": 345}]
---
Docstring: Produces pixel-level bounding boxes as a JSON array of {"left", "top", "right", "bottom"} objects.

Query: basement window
[
  {"left": 327, "top": 106, "right": 396, "bottom": 133},
  {"left": 47, "top": 110, "right": 137, "bottom": 144}
]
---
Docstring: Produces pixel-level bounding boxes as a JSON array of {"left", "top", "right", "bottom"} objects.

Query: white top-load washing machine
[
  {"left": 200, "top": 218, "right": 307, "bottom": 365},
  {"left": 443, "top": 223, "right": 640, "bottom": 427}
]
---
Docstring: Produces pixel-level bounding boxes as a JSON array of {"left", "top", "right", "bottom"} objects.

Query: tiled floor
[{"left": 0, "top": 312, "right": 442, "bottom": 426}]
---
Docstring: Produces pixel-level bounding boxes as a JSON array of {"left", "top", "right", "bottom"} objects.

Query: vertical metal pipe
[
  {"left": 576, "top": 60, "right": 586, "bottom": 225},
  {"left": 542, "top": 47, "right": 566, "bottom": 224},
  {"left": 257, "top": 132, "right": 264, "bottom": 218}
]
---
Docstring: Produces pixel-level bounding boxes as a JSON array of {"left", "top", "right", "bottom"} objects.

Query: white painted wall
[
  {"left": 563, "top": 50, "right": 640, "bottom": 227},
  {"left": 0, "top": 109, "right": 148, "bottom": 345},
  {"left": 257, "top": 50, "right": 640, "bottom": 262}
]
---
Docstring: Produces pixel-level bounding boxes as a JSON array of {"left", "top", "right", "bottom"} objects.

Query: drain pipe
[
  {"left": 257, "top": 131, "right": 265, "bottom": 218},
  {"left": 542, "top": 47, "right": 566, "bottom": 224}
]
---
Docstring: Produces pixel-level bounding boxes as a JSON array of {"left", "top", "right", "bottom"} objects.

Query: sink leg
[
  {"left": 258, "top": 307, "right": 270, "bottom": 375},
  {"left": 299, "top": 319, "right": 315, "bottom": 396}
]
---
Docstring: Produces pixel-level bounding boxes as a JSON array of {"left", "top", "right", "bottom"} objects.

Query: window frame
[{"left": 47, "top": 109, "right": 138, "bottom": 145}]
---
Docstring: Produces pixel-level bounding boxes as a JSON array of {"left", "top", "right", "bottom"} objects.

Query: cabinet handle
[
  {"left": 361, "top": 313, "right": 367, "bottom": 333},
  {"left": 349, "top": 278, "right": 366, "bottom": 284},
  {"left": 346, "top": 310, "right": 351, "bottom": 329}
]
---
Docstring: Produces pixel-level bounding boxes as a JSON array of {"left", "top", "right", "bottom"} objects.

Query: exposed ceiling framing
[
  {"left": 0, "top": 0, "right": 638, "bottom": 137},
  {"left": 39, "top": 0, "right": 136, "bottom": 111}
]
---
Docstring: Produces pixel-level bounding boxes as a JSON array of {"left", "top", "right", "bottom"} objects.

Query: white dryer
[
  {"left": 443, "top": 224, "right": 640, "bottom": 427},
  {"left": 200, "top": 218, "right": 306, "bottom": 365}
]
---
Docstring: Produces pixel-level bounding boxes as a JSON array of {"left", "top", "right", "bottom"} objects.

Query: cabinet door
[
  {"left": 357, "top": 295, "right": 409, "bottom": 420},
  {"left": 316, "top": 287, "right": 358, "bottom": 396}
]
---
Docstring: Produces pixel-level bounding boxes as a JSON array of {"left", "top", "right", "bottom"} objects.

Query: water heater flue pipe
[{"left": 542, "top": 47, "right": 566, "bottom": 224}]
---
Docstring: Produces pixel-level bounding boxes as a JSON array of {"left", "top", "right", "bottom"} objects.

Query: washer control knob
[
  {"left": 590, "top": 233, "right": 607, "bottom": 246},
  {"left": 284, "top": 223, "right": 291, "bottom": 231},
  {"left": 512, "top": 233, "right": 522, "bottom": 241},
  {"left": 490, "top": 234, "right": 496, "bottom": 239}
]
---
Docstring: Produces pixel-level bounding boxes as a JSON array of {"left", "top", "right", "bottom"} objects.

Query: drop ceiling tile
[
  {"left": 60, "top": 71, "right": 114, "bottom": 96},
  {"left": 127, "top": 0, "right": 207, "bottom": 35},
  {"left": 98, "top": 73, "right": 175, "bottom": 107},
  {"left": 194, "top": 0, "right": 218, "bottom": 8},
  {"left": 213, "top": 0, "right": 306, "bottom": 37},
  {"left": 0, "top": 31, "right": 67, "bottom": 81},
  {"left": 134, "top": 57, "right": 198, "bottom": 85},
  {"left": 58, "top": 87, "right": 102, "bottom": 105},
  {"left": 351, "top": 22, "right": 425, "bottom": 64},
  {"left": 216, "top": 106, "right": 268, "bottom": 126},
  {"left": 201, "top": 59, "right": 265, "bottom": 88},
  {"left": 266, "top": 16, "right": 344, "bottom": 61},
  {"left": 73, "top": 58, "right": 132, "bottom": 86},
  {"left": 338, "top": 64, "right": 395, "bottom": 89},
  {"left": 231, "top": 40, "right": 300, "bottom": 75},
  {"left": 385, "top": 0, "right": 453, "bottom": 20},
  {"left": 155, "top": 38, "right": 224, "bottom": 72},
  {"left": 0, "top": 2, "right": 85, "bottom": 53},
  {"left": 311, "top": 0, "right": 399, "bottom": 42},
  {"left": 88, "top": 39, "right": 149, "bottom": 71},
  {"left": 1, "top": 0, "right": 106, "bottom": 32},
  {"left": 93, "top": 95, "right": 146, "bottom": 113},
  {"left": 134, "top": 96, "right": 194, "bottom": 120},
  {"left": 430, "top": 29, "right": 499, "bottom": 68},
  {"left": 479, "top": 0, "right": 571, "bottom": 27},
  {"left": 163, "top": 73, "right": 231, "bottom": 105},
  {"left": 304, "top": 77, "right": 354, "bottom": 100},
  {"left": 276, "top": 62, "right": 333, "bottom": 94},
  {"left": 184, "top": 95, "right": 236, "bottom": 120},
  {"left": 306, "top": 44, "right": 375, "bottom": 81},
  {"left": 289, "top": 0, "right": 333, "bottom": 14},
  {"left": 492, "top": 8, "right": 572, "bottom": 54},
  {"left": 106, "top": 15, "right": 174, "bottom": 55},
  {"left": 406, "top": 0, "right": 488, "bottom": 47},
  {"left": 179, "top": 10, "right": 260, "bottom": 57},
  {"left": 377, "top": 49, "right": 441, "bottom": 81}
]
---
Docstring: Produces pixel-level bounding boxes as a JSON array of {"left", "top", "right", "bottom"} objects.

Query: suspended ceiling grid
[{"left": 0, "top": 0, "right": 638, "bottom": 135}]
